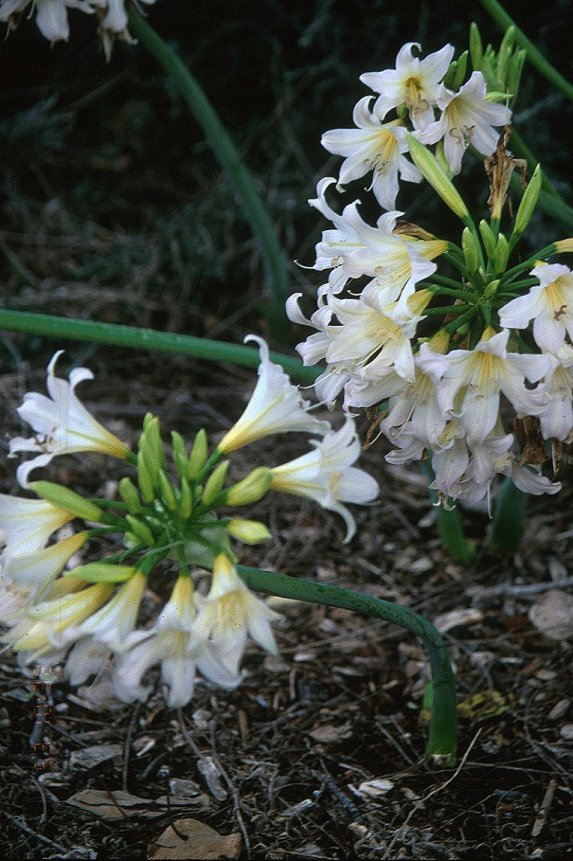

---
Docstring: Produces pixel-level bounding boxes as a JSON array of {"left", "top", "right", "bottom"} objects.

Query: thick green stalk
[
  {"left": 478, "top": 0, "right": 573, "bottom": 102},
  {"left": 0, "top": 309, "right": 318, "bottom": 384},
  {"left": 420, "top": 460, "right": 475, "bottom": 565},
  {"left": 127, "top": 11, "right": 290, "bottom": 342},
  {"left": 488, "top": 477, "right": 526, "bottom": 552},
  {"left": 237, "top": 564, "right": 457, "bottom": 763}
]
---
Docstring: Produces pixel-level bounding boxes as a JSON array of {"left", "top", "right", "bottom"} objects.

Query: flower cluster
[
  {"left": 0, "top": 0, "right": 155, "bottom": 58},
  {"left": 0, "top": 340, "right": 378, "bottom": 708},
  {"left": 289, "top": 31, "right": 573, "bottom": 508}
]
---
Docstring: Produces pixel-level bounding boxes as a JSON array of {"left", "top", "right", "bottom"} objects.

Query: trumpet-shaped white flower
[
  {"left": 419, "top": 72, "right": 511, "bottom": 175},
  {"left": 417, "top": 328, "right": 554, "bottom": 445},
  {"left": 309, "top": 177, "right": 441, "bottom": 300},
  {"left": 91, "top": 0, "right": 156, "bottom": 59},
  {"left": 360, "top": 42, "right": 454, "bottom": 130},
  {"left": 270, "top": 417, "right": 379, "bottom": 541},
  {"left": 9, "top": 351, "right": 129, "bottom": 487},
  {"left": 113, "top": 575, "right": 240, "bottom": 708},
  {"left": 498, "top": 263, "right": 573, "bottom": 355},
  {"left": 217, "top": 335, "right": 330, "bottom": 452},
  {"left": 2, "top": 581, "right": 113, "bottom": 659},
  {"left": 537, "top": 346, "right": 573, "bottom": 441},
  {"left": 193, "top": 555, "right": 281, "bottom": 677},
  {"left": 321, "top": 98, "right": 421, "bottom": 210},
  {"left": 65, "top": 570, "right": 147, "bottom": 651},
  {"left": 0, "top": 494, "right": 75, "bottom": 559},
  {"left": 2, "top": 531, "right": 88, "bottom": 599}
]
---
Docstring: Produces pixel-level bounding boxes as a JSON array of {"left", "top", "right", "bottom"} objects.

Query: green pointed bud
[
  {"left": 513, "top": 164, "right": 542, "bottom": 239},
  {"left": 171, "top": 431, "right": 188, "bottom": 478},
  {"left": 137, "top": 451, "right": 155, "bottom": 503},
  {"left": 126, "top": 514, "right": 155, "bottom": 546},
  {"left": 187, "top": 429, "right": 208, "bottom": 480},
  {"left": 443, "top": 58, "right": 458, "bottom": 90},
  {"left": 508, "top": 48, "right": 526, "bottom": 101},
  {"left": 29, "top": 481, "right": 102, "bottom": 522},
  {"left": 469, "top": 22, "right": 483, "bottom": 69},
  {"left": 451, "top": 50, "right": 468, "bottom": 90},
  {"left": 483, "top": 279, "right": 500, "bottom": 300},
  {"left": 407, "top": 135, "right": 470, "bottom": 221},
  {"left": 479, "top": 220, "right": 496, "bottom": 259},
  {"left": 179, "top": 476, "right": 193, "bottom": 519},
  {"left": 66, "top": 563, "right": 136, "bottom": 583},
  {"left": 158, "top": 469, "right": 178, "bottom": 511},
  {"left": 118, "top": 477, "right": 142, "bottom": 514},
  {"left": 493, "top": 234, "right": 509, "bottom": 274},
  {"left": 139, "top": 433, "right": 160, "bottom": 490},
  {"left": 143, "top": 413, "right": 164, "bottom": 469},
  {"left": 480, "top": 49, "right": 497, "bottom": 90},
  {"left": 227, "top": 518, "right": 272, "bottom": 545},
  {"left": 461, "top": 227, "right": 480, "bottom": 275},
  {"left": 496, "top": 26, "right": 514, "bottom": 89},
  {"left": 201, "top": 460, "right": 229, "bottom": 506},
  {"left": 225, "top": 467, "right": 273, "bottom": 507}
]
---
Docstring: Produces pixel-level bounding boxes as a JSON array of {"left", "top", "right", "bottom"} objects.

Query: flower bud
[
  {"left": 512, "top": 164, "right": 542, "bottom": 240},
  {"left": 179, "top": 476, "right": 193, "bottom": 519},
  {"left": 461, "top": 227, "right": 480, "bottom": 275},
  {"left": 29, "top": 481, "right": 102, "bottom": 522},
  {"left": 508, "top": 48, "right": 526, "bottom": 101},
  {"left": 187, "top": 429, "right": 208, "bottom": 480},
  {"left": 137, "top": 451, "right": 155, "bottom": 503},
  {"left": 225, "top": 467, "right": 273, "bottom": 506},
  {"left": 554, "top": 238, "right": 573, "bottom": 253},
  {"left": 483, "top": 278, "right": 500, "bottom": 300},
  {"left": 406, "top": 134, "right": 470, "bottom": 221},
  {"left": 158, "top": 469, "right": 178, "bottom": 511},
  {"left": 201, "top": 460, "right": 230, "bottom": 506},
  {"left": 493, "top": 234, "right": 509, "bottom": 274},
  {"left": 469, "top": 22, "right": 483, "bottom": 69},
  {"left": 66, "top": 563, "right": 136, "bottom": 583},
  {"left": 126, "top": 515, "right": 155, "bottom": 546},
  {"left": 118, "top": 477, "right": 142, "bottom": 514},
  {"left": 227, "top": 518, "right": 272, "bottom": 545},
  {"left": 171, "top": 431, "right": 188, "bottom": 479},
  {"left": 479, "top": 220, "right": 496, "bottom": 259}
]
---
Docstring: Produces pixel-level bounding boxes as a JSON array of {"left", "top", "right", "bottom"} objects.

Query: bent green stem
[
  {"left": 237, "top": 564, "right": 457, "bottom": 763},
  {"left": 0, "top": 308, "right": 318, "bottom": 384},
  {"left": 127, "top": 11, "right": 290, "bottom": 342}
]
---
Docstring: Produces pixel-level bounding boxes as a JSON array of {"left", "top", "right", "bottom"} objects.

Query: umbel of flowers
[
  {"left": 289, "top": 30, "right": 573, "bottom": 510},
  {"left": 0, "top": 339, "right": 378, "bottom": 708}
]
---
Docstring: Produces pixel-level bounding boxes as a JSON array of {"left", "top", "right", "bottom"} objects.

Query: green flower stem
[
  {"left": 442, "top": 307, "right": 477, "bottom": 335},
  {"left": 424, "top": 284, "right": 477, "bottom": 302},
  {"left": 424, "top": 304, "right": 473, "bottom": 316},
  {"left": 420, "top": 460, "right": 475, "bottom": 565},
  {"left": 488, "top": 477, "right": 527, "bottom": 552},
  {"left": 478, "top": 0, "right": 573, "bottom": 103},
  {"left": 237, "top": 564, "right": 457, "bottom": 763},
  {"left": 127, "top": 11, "right": 290, "bottom": 343},
  {"left": 0, "top": 308, "right": 318, "bottom": 384}
]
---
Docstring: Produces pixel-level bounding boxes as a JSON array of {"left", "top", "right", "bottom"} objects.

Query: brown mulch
[{"left": 1, "top": 356, "right": 573, "bottom": 861}]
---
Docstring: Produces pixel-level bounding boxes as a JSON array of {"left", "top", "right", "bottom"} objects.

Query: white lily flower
[
  {"left": 2, "top": 531, "right": 88, "bottom": 599},
  {"left": 217, "top": 335, "right": 330, "bottom": 452},
  {"left": 499, "top": 262, "right": 573, "bottom": 354},
  {"left": 193, "top": 554, "right": 281, "bottom": 677},
  {"left": 418, "top": 329, "right": 554, "bottom": 445},
  {"left": 113, "top": 575, "right": 240, "bottom": 708},
  {"left": 65, "top": 570, "right": 146, "bottom": 651},
  {"left": 270, "top": 417, "right": 379, "bottom": 541},
  {"left": 360, "top": 42, "right": 455, "bottom": 130},
  {"left": 538, "top": 346, "right": 573, "bottom": 441},
  {"left": 321, "top": 97, "right": 421, "bottom": 210},
  {"left": 0, "top": 494, "right": 75, "bottom": 559},
  {"left": 90, "top": 0, "right": 156, "bottom": 59},
  {"left": 420, "top": 72, "right": 511, "bottom": 175},
  {"left": 309, "top": 177, "right": 440, "bottom": 300},
  {"left": 2, "top": 582, "right": 114, "bottom": 658},
  {"left": 9, "top": 351, "right": 129, "bottom": 487}
]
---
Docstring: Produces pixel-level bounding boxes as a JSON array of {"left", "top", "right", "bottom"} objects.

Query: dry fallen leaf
[
  {"left": 147, "top": 818, "right": 241, "bottom": 860},
  {"left": 433, "top": 607, "right": 484, "bottom": 634},
  {"left": 352, "top": 778, "right": 394, "bottom": 799},
  {"left": 528, "top": 589, "right": 573, "bottom": 640},
  {"left": 309, "top": 721, "right": 353, "bottom": 743},
  {"left": 66, "top": 788, "right": 209, "bottom": 821},
  {"left": 69, "top": 743, "right": 123, "bottom": 771}
]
